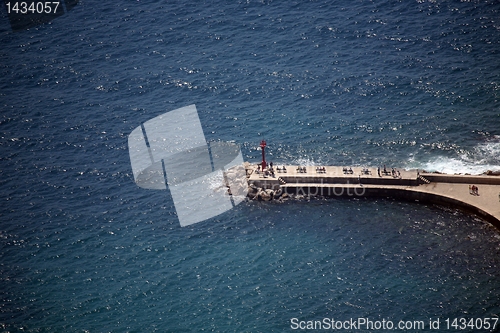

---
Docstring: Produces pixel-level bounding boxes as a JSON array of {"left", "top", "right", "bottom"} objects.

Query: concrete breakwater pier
[{"left": 244, "top": 163, "right": 500, "bottom": 230}]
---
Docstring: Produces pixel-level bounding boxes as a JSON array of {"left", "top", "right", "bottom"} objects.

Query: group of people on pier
[
  {"left": 256, "top": 160, "right": 412, "bottom": 181},
  {"left": 256, "top": 161, "right": 293, "bottom": 177},
  {"left": 316, "top": 166, "right": 326, "bottom": 173},
  {"left": 378, "top": 165, "right": 401, "bottom": 179},
  {"left": 256, "top": 162, "right": 275, "bottom": 178},
  {"left": 343, "top": 167, "right": 353, "bottom": 174},
  {"left": 276, "top": 165, "right": 287, "bottom": 173},
  {"left": 259, "top": 163, "right": 407, "bottom": 179},
  {"left": 296, "top": 166, "right": 307, "bottom": 173},
  {"left": 265, "top": 165, "right": 327, "bottom": 174}
]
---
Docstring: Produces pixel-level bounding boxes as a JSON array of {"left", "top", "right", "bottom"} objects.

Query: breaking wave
[{"left": 408, "top": 137, "right": 500, "bottom": 174}]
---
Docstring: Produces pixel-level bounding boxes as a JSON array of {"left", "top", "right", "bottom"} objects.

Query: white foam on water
[
  {"left": 420, "top": 157, "right": 499, "bottom": 175},
  {"left": 407, "top": 138, "right": 500, "bottom": 174},
  {"left": 205, "top": 172, "right": 227, "bottom": 193},
  {"left": 292, "top": 157, "right": 318, "bottom": 166}
]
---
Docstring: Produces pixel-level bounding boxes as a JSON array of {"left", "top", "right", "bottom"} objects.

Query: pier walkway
[{"left": 246, "top": 165, "right": 500, "bottom": 229}]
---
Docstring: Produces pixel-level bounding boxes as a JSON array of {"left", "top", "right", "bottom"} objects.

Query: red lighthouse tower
[{"left": 260, "top": 140, "right": 267, "bottom": 170}]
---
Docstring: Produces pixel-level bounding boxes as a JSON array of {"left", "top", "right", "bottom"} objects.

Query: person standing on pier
[{"left": 470, "top": 185, "right": 479, "bottom": 195}]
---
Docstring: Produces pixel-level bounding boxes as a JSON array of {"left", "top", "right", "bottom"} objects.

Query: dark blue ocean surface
[{"left": 1, "top": 1, "right": 500, "bottom": 332}]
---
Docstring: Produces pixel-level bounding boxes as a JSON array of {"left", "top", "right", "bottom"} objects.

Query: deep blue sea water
[{"left": 1, "top": 1, "right": 500, "bottom": 332}]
